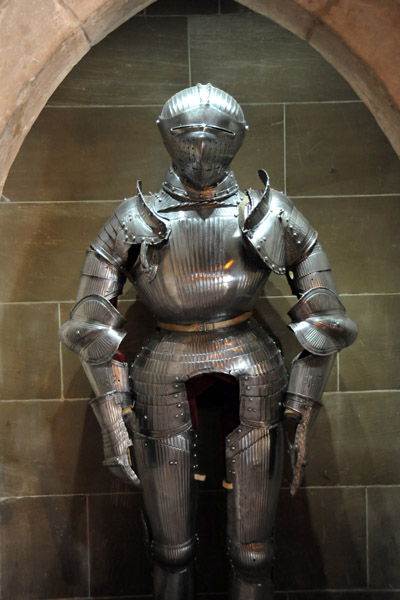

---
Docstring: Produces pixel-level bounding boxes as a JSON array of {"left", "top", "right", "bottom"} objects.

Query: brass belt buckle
[{"left": 198, "top": 322, "right": 215, "bottom": 332}]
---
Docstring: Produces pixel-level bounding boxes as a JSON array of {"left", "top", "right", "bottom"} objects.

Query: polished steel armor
[{"left": 59, "top": 83, "right": 357, "bottom": 600}]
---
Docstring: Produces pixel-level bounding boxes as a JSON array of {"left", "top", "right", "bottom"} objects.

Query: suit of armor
[{"left": 60, "top": 84, "right": 357, "bottom": 599}]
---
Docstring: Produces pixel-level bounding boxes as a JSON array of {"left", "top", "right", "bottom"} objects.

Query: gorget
[{"left": 162, "top": 166, "right": 240, "bottom": 202}]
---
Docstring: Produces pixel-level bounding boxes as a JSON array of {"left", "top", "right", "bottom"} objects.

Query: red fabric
[
  {"left": 113, "top": 350, "right": 125, "bottom": 363},
  {"left": 109, "top": 297, "right": 125, "bottom": 362},
  {"left": 185, "top": 373, "right": 240, "bottom": 434}
]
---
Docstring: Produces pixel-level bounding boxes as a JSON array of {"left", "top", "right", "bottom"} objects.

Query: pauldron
[
  {"left": 90, "top": 180, "right": 170, "bottom": 271},
  {"left": 240, "top": 170, "right": 317, "bottom": 275}
]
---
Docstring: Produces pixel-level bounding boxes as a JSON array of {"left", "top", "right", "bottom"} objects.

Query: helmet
[{"left": 157, "top": 83, "right": 247, "bottom": 189}]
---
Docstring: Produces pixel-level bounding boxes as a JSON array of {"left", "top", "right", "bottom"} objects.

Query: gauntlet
[
  {"left": 90, "top": 391, "right": 141, "bottom": 489},
  {"left": 284, "top": 352, "right": 335, "bottom": 496}
]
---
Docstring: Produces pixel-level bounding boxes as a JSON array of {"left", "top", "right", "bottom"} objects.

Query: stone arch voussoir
[{"left": 0, "top": 0, "right": 399, "bottom": 195}]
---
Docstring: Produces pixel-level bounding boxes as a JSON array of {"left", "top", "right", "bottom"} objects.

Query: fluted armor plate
[{"left": 58, "top": 83, "right": 358, "bottom": 600}]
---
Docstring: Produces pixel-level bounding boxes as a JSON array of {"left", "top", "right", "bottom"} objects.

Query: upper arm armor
[
  {"left": 287, "top": 243, "right": 338, "bottom": 296},
  {"left": 241, "top": 170, "right": 317, "bottom": 274},
  {"left": 76, "top": 249, "right": 124, "bottom": 302},
  {"left": 61, "top": 180, "right": 171, "bottom": 364}
]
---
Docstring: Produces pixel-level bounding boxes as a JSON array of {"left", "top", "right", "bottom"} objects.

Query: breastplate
[{"left": 130, "top": 196, "right": 270, "bottom": 323}]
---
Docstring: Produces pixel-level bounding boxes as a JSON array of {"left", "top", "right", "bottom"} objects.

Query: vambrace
[
  {"left": 59, "top": 289, "right": 140, "bottom": 487},
  {"left": 284, "top": 352, "right": 335, "bottom": 496},
  {"left": 82, "top": 358, "right": 133, "bottom": 422},
  {"left": 76, "top": 249, "right": 125, "bottom": 302},
  {"left": 284, "top": 243, "right": 357, "bottom": 495}
]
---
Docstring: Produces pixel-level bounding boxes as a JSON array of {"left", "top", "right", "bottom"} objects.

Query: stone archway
[{"left": 0, "top": 0, "right": 399, "bottom": 194}]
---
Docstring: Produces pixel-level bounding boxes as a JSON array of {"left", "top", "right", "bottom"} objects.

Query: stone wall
[
  {"left": 1, "top": 1, "right": 399, "bottom": 599},
  {"left": 0, "top": 0, "right": 399, "bottom": 195}
]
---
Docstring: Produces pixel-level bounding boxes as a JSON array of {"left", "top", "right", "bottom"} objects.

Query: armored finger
[{"left": 90, "top": 392, "right": 142, "bottom": 489}]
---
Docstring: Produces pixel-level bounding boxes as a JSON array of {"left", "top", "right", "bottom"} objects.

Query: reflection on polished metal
[{"left": 59, "top": 83, "right": 357, "bottom": 599}]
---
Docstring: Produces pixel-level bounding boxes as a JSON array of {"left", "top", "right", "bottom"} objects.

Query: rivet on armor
[
  {"left": 238, "top": 428, "right": 242, "bottom": 433},
  {"left": 175, "top": 414, "right": 179, "bottom": 418},
  {"left": 232, "top": 459, "right": 236, "bottom": 464},
  {"left": 174, "top": 384, "right": 179, "bottom": 388},
  {"left": 227, "top": 438, "right": 231, "bottom": 443},
  {"left": 144, "top": 415, "right": 148, "bottom": 419},
  {"left": 174, "top": 394, "right": 178, "bottom": 398},
  {"left": 230, "top": 445, "right": 235, "bottom": 450},
  {"left": 169, "top": 460, "right": 174, "bottom": 465},
  {"left": 174, "top": 461, "right": 178, "bottom": 465},
  {"left": 177, "top": 402, "right": 182, "bottom": 407},
  {"left": 246, "top": 386, "right": 251, "bottom": 390}
]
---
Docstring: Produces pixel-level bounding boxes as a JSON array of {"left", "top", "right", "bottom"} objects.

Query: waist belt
[{"left": 157, "top": 311, "right": 252, "bottom": 332}]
